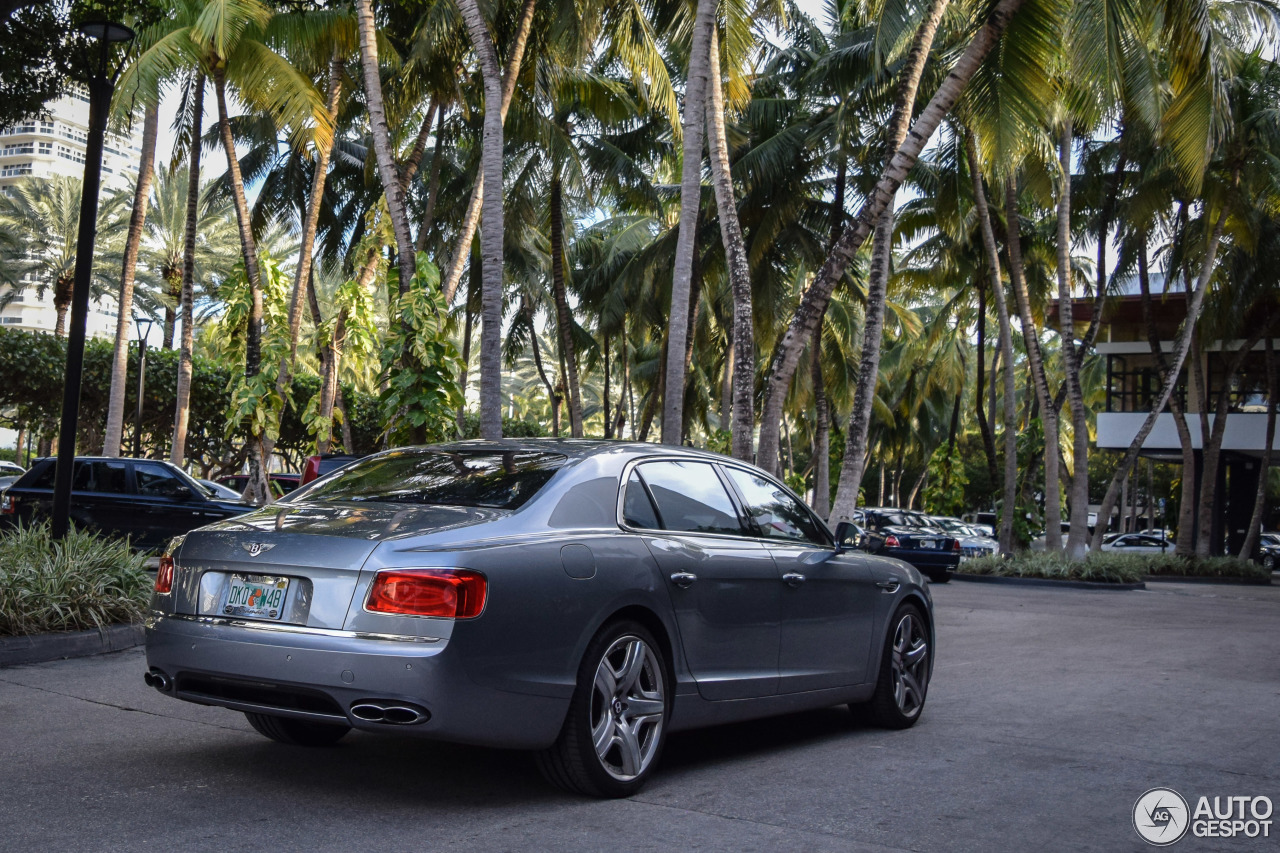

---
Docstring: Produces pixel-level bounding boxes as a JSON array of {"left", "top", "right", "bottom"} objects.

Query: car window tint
[
  {"left": 622, "top": 470, "right": 661, "bottom": 529},
  {"left": 135, "top": 462, "right": 193, "bottom": 499},
  {"left": 722, "top": 466, "right": 829, "bottom": 546},
  {"left": 636, "top": 461, "right": 743, "bottom": 536},
  {"left": 72, "top": 460, "right": 128, "bottom": 493},
  {"left": 296, "top": 450, "right": 565, "bottom": 510},
  {"left": 24, "top": 463, "right": 55, "bottom": 489}
]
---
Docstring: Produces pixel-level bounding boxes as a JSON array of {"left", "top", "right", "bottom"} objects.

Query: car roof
[{"left": 395, "top": 439, "right": 747, "bottom": 466}]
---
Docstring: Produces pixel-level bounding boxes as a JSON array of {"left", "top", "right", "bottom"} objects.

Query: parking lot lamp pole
[
  {"left": 50, "top": 20, "right": 135, "bottom": 540},
  {"left": 132, "top": 315, "right": 152, "bottom": 458}
]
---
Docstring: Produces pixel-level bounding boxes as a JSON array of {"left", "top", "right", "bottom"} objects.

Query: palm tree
[
  {"left": 0, "top": 175, "right": 129, "bottom": 335},
  {"left": 102, "top": 102, "right": 159, "bottom": 457},
  {"left": 756, "top": 0, "right": 1028, "bottom": 475}
]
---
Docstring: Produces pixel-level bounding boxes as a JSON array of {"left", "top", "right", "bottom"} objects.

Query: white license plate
[
  {"left": 919, "top": 539, "right": 938, "bottom": 549},
  {"left": 223, "top": 573, "right": 290, "bottom": 620}
]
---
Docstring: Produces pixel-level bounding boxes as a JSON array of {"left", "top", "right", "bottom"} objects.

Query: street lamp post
[
  {"left": 132, "top": 316, "right": 153, "bottom": 458},
  {"left": 50, "top": 20, "right": 135, "bottom": 540}
]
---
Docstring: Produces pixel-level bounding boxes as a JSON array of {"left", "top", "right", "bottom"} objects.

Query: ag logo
[
  {"left": 241, "top": 542, "right": 276, "bottom": 558},
  {"left": 1134, "top": 788, "right": 1190, "bottom": 846}
]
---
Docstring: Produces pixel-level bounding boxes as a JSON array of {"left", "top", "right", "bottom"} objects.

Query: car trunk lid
[{"left": 171, "top": 502, "right": 505, "bottom": 629}]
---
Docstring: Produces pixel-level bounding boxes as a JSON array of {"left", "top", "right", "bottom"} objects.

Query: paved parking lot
[{"left": 1, "top": 580, "right": 1277, "bottom": 852}]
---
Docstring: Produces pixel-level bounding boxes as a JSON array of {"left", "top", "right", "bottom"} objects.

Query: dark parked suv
[
  {"left": 852, "top": 508, "right": 960, "bottom": 583},
  {"left": 0, "top": 457, "right": 252, "bottom": 550}
]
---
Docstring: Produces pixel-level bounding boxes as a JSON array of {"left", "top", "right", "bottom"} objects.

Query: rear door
[
  {"left": 720, "top": 465, "right": 878, "bottom": 691},
  {"left": 626, "top": 460, "right": 781, "bottom": 701},
  {"left": 69, "top": 459, "right": 132, "bottom": 538}
]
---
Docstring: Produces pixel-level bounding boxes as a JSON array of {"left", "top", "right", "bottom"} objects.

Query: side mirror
[{"left": 833, "top": 521, "right": 859, "bottom": 552}]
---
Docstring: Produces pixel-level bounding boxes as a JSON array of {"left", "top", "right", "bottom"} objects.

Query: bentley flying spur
[{"left": 144, "top": 441, "right": 935, "bottom": 797}]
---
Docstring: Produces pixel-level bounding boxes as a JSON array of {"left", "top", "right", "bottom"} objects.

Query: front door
[
  {"left": 625, "top": 461, "right": 781, "bottom": 701},
  {"left": 721, "top": 465, "right": 879, "bottom": 692}
]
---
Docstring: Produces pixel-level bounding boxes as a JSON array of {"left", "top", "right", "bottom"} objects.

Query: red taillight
[
  {"left": 366, "top": 569, "right": 487, "bottom": 619},
  {"left": 0, "top": 493, "right": 13, "bottom": 515},
  {"left": 300, "top": 456, "right": 321, "bottom": 486},
  {"left": 951, "top": 538, "right": 961, "bottom": 551},
  {"left": 884, "top": 534, "right": 901, "bottom": 548},
  {"left": 155, "top": 554, "right": 175, "bottom": 593}
]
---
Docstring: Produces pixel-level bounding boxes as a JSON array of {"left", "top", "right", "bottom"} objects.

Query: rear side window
[
  {"left": 633, "top": 461, "right": 743, "bottom": 536},
  {"left": 72, "top": 460, "right": 128, "bottom": 494},
  {"left": 622, "top": 470, "right": 660, "bottom": 529},
  {"left": 297, "top": 450, "right": 566, "bottom": 510}
]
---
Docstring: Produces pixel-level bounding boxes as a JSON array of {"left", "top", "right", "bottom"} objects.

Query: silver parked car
[{"left": 144, "top": 441, "right": 934, "bottom": 796}]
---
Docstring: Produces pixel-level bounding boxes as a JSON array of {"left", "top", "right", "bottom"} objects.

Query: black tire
[
  {"left": 854, "top": 602, "right": 931, "bottom": 729},
  {"left": 244, "top": 712, "right": 351, "bottom": 746},
  {"left": 536, "top": 620, "right": 670, "bottom": 798},
  {"left": 1264, "top": 554, "right": 1275, "bottom": 571}
]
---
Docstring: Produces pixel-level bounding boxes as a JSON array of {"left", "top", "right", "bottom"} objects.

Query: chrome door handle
[
  {"left": 782, "top": 572, "right": 806, "bottom": 586},
  {"left": 876, "top": 580, "right": 901, "bottom": 593},
  {"left": 669, "top": 572, "right": 697, "bottom": 588}
]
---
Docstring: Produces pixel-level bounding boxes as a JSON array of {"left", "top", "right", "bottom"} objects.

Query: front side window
[
  {"left": 134, "top": 462, "right": 195, "bottom": 499},
  {"left": 296, "top": 450, "right": 566, "bottom": 510},
  {"left": 633, "top": 461, "right": 743, "bottom": 536},
  {"left": 722, "top": 467, "right": 830, "bottom": 546}
]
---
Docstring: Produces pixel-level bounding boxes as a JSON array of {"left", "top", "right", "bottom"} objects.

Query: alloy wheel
[
  {"left": 590, "top": 635, "right": 665, "bottom": 781},
  {"left": 890, "top": 611, "right": 929, "bottom": 717}
]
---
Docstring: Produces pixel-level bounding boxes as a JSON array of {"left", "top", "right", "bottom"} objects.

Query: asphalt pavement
[{"left": 1, "top": 581, "right": 1277, "bottom": 852}]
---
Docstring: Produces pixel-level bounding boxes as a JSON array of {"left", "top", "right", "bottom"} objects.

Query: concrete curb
[
  {"left": 1143, "top": 574, "right": 1271, "bottom": 586},
  {"left": 0, "top": 623, "right": 144, "bottom": 668},
  {"left": 952, "top": 573, "right": 1146, "bottom": 591}
]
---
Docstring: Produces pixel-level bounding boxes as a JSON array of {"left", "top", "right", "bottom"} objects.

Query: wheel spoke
[
  {"left": 900, "top": 672, "right": 922, "bottom": 711},
  {"left": 616, "top": 720, "right": 643, "bottom": 776},
  {"left": 626, "top": 696, "right": 664, "bottom": 719},
  {"left": 592, "top": 714, "right": 615, "bottom": 758},
  {"left": 903, "top": 641, "right": 927, "bottom": 668},
  {"left": 617, "top": 640, "right": 646, "bottom": 694},
  {"left": 595, "top": 662, "right": 616, "bottom": 701}
]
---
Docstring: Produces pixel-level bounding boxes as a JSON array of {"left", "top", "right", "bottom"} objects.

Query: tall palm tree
[{"left": 103, "top": 102, "right": 159, "bottom": 457}]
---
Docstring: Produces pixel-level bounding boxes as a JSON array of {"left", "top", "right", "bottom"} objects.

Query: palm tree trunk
[
  {"left": 356, "top": 0, "right": 415, "bottom": 295},
  {"left": 826, "top": 0, "right": 951, "bottom": 518},
  {"left": 975, "top": 275, "right": 998, "bottom": 486},
  {"left": 170, "top": 75, "right": 204, "bottom": 467},
  {"left": 455, "top": 0, "right": 507, "bottom": 440},
  {"left": 1089, "top": 186, "right": 1235, "bottom": 550},
  {"left": 1054, "top": 125, "right": 1089, "bottom": 559},
  {"left": 214, "top": 69, "right": 269, "bottom": 505},
  {"left": 104, "top": 101, "right": 158, "bottom": 457},
  {"left": 720, "top": 324, "right": 733, "bottom": 431},
  {"left": 1004, "top": 177, "right": 1062, "bottom": 551},
  {"left": 1239, "top": 336, "right": 1276, "bottom": 559},
  {"left": 440, "top": 0, "right": 537, "bottom": 303},
  {"left": 1137, "top": 235, "right": 1196, "bottom": 554},
  {"left": 527, "top": 319, "right": 559, "bottom": 436},
  {"left": 399, "top": 98, "right": 437, "bottom": 191},
  {"left": 456, "top": 268, "right": 476, "bottom": 433},
  {"left": 661, "top": 0, "right": 716, "bottom": 446},
  {"left": 758, "top": 0, "right": 1018, "bottom": 474},
  {"left": 550, "top": 177, "right": 584, "bottom": 436},
  {"left": 811, "top": 318, "right": 830, "bottom": 519},
  {"left": 275, "top": 54, "right": 343, "bottom": 399},
  {"left": 415, "top": 106, "right": 448, "bottom": 252},
  {"left": 965, "top": 134, "right": 1019, "bottom": 554},
  {"left": 317, "top": 309, "right": 346, "bottom": 454},
  {"left": 706, "top": 27, "right": 754, "bottom": 461},
  {"left": 53, "top": 275, "right": 70, "bottom": 336}
]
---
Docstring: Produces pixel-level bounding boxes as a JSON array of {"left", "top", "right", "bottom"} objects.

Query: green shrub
[
  {"left": 961, "top": 551, "right": 1267, "bottom": 583},
  {"left": 0, "top": 522, "right": 151, "bottom": 636}
]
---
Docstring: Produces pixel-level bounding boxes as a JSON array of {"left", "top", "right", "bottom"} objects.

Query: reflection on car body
[{"left": 144, "top": 440, "right": 936, "bottom": 797}]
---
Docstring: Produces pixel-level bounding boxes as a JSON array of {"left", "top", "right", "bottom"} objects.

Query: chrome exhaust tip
[
  {"left": 350, "top": 700, "right": 429, "bottom": 725},
  {"left": 144, "top": 669, "right": 171, "bottom": 692}
]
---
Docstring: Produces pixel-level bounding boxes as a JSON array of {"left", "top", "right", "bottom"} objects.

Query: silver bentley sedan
[{"left": 144, "top": 440, "right": 934, "bottom": 797}]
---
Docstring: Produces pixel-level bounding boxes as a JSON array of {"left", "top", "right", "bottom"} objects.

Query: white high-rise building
[{"left": 0, "top": 85, "right": 145, "bottom": 339}]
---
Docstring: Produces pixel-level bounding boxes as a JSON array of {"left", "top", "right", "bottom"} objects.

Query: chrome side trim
[{"left": 162, "top": 612, "right": 442, "bottom": 643}]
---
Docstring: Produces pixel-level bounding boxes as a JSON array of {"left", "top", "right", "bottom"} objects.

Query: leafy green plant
[
  {"left": 0, "top": 523, "right": 151, "bottom": 637},
  {"left": 962, "top": 551, "right": 1268, "bottom": 583},
  {"left": 380, "top": 254, "right": 465, "bottom": 444}
]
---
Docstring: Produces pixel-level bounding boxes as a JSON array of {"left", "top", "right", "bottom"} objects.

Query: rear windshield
[{"left": 295, "top": 450, "right": 566, "bottom": 510}]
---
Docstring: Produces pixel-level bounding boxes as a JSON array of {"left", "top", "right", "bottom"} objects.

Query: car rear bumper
[
  {"left": 881, "top": 548, "right": 960, "bottom": 572},
  {"left": 144, "top": 613, "right": 568, "bottom": 749}
]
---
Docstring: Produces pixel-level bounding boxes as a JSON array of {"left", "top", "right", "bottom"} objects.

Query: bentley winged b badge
[{"left": 241, "top": 543, "right": 277, "bottom": 558}]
